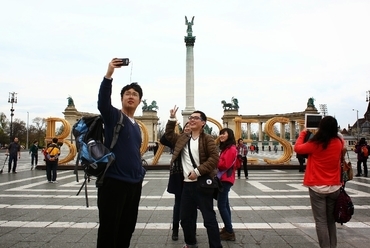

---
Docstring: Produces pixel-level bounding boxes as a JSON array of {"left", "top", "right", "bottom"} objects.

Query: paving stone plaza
[{"left": 0, "top": 150, "right": 370, "bottom": 248}]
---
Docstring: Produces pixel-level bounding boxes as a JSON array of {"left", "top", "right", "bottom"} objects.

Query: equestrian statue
[
  {"left": 221, "top": 97, "right": 239, "bottom": 110},
  {"left": 142, "top": 100, "right": 158, "bottom": 111}
]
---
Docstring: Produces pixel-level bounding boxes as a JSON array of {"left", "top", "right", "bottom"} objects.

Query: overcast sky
[{"left": 1, "top": 0, "right": 370, "bottom": 133}]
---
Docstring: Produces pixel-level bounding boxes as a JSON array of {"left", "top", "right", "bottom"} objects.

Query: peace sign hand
[{"left": 170, "top": 105, "right": 179, "bottom": 118}]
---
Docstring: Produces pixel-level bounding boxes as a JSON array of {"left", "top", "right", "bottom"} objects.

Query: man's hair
[
  {"left": 237, "top": 138, "right": 243, "bottom": 143},
  {"left": 120, "top": 82, "right": 143, "bottom": 100},
  {"left": 33, "top": 140, "right": 38, "bottom": 144},
  {"left": 52, "top": 138, "right": 58, "bottom": 143},
  {"left": 359, "top": 137, "right": 367, "bottom": 145},
  {"left": 192, "top": 110, "right": 207, "bottom": 122}
]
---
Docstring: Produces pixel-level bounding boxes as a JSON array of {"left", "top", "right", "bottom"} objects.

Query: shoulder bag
[
  {"left": 187, "top": 139, "right": 222, "bottom": 194},
  {"left": 334, "top": 149, "right": 354, "bottom": 225}
]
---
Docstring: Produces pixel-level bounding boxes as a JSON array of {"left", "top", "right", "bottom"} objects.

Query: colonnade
[{"left": 223, "top": 110, "right": 313, "bottom": 144}]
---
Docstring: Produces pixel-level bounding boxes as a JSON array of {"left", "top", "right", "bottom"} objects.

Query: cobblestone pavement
[{"left": 0, "top": 151, "right": 369, "bottom": 247}]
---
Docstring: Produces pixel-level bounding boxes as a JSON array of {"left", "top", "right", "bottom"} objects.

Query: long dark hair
[
  {"left": 309, "top": 115, "right": 340, "bottom": 149},
  {"left": 219, "top": 128, "right": 236, "bottom": 151}
]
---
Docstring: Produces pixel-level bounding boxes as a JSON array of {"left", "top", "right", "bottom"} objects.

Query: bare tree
[{"left": 32, "top": 117, "right": 47, "bottom": 147}]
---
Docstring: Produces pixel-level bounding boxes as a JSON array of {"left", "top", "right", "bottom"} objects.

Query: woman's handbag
[
  {"left": 335, "top": 152, "right": 354, "bottom": 225},
  {"left": 334, "top": 185, "right": 354, "bottom": 225},
  {"left": 342, "top": 150, "right": 353, "bottom": 182}
]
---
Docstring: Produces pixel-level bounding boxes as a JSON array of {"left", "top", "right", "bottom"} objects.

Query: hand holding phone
[{"left": 117, "top": 58, "right": 130, "bottom": 66}]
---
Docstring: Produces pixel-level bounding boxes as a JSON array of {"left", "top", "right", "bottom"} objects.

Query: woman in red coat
[
  {"left": 217, "top": 128, "right": 238, "bottom": 241},
  {"left": 294, "top": 116, "right": 343, "bottom": 248}
]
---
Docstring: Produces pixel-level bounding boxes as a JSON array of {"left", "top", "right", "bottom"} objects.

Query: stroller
[{"left": 0, "top": 154, "right": 9, "bottom": 174}]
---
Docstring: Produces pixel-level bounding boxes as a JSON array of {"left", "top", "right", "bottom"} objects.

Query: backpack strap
[
  {"left": 96, "top": 109, "right": 125, "bottom": 187},
  {"left": 110, "top": 109, "right": 125, "bottom": 150},
  {"left": 188, "top": 139, "right": 197, "bottom": 169},
  {"left": 48, "top": 146, "right": 55, "bottom": 154}
]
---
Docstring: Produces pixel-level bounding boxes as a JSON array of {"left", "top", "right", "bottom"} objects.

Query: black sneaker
[{"left": 172, "top": 229, "right": 178, "bottom": 241}]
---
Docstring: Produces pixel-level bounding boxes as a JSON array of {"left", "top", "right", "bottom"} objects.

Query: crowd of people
[
  {"left": 3, "top": 59, "right": 368, "bottom": 248},
  {"left": 5, "top": 136, "right": 61, "bottom": 182}
]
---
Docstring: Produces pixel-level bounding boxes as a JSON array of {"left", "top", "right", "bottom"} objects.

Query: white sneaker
[{"left": 52, "top": 181, "right": 58, "bottom": 184}]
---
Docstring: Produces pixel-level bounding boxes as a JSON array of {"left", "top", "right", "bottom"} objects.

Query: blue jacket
[{"left": 97, "top": 77, "right": 146, "bottom": 183}]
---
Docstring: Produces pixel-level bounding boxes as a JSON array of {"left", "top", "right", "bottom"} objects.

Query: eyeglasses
[
  {"left": 124, "top": 91, "right": 139, "bottom": 98},
  {"left": 188, "top": 116, "right": 202, "bottom": 121}
]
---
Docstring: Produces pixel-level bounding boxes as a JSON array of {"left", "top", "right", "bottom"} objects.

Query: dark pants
[
  {"left": 8, "top": 154, "right": 18, "bottom": 172},
  {"left": 46, "top": 161, "right": 58, "bottom": 181},
  {"left": 357, "top": 159, "right": 368, "bottom": 176},
  {"left": 173, "top": 193, "right": 181, "bottom": 230},
  {"left": 97, "top": 177, "right": 142, "bottom": 248},
  {"left": 180, "top": 182, "right": 222, "bottom": 248},
  {"left": 31, "top": 153, "right": 38, "bottom": 166},
  {"left": 298, "top": 157, "right": 305, "bottom": 172},
  {"left": 237, "top": 157, "right": 248, "bottom": 178}
]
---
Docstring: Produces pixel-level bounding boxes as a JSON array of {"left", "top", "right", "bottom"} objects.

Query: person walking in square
[
  {"left": 296, "top": 154, "right": 306, "bottom": 172},
  {"left": 217, "top": 128, "right": 238, "bottom": 241},
  {"left": 29, "top": 140, "right": 39, "bottom": 170},
  {"left": 6, "top": 137, "right": 21, "bottom": 173},
  {"left": 164, "top": 107, "right": 222, "bottom": 248},
  {"left": 354, "top": 137, "right": 369, "bottom": 177},
  {"left": 236, "top": 138, "right": 248, "bottom": 179}
]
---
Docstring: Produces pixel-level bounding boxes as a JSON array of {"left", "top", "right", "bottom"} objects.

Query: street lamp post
[
  {"left": 353, "top": 109, "right": 359, "bottom": 141},
  {"left": 8, "top": 92, "right": 17, "bottom": 141},
  {"left": 26, "top": 112, "right": 29, "bottom": 150},
  {"left": 319, "top": 104, "right": 328, "bottom": 116}
]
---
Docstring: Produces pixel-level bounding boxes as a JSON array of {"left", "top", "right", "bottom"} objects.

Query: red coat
[
  {"left": 218, "top": 145, "right": 238, "bottom": 185},
  {"left": 294, "top": 131, "right": 342, "bottom": 186}
]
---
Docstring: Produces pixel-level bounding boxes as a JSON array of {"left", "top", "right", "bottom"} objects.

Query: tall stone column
[
  {"left": 290, "top": 121, "right": 296, "bottom": 142},
  {"left": 182, "top": 17, "right": 196, "bottom": 125},
  {"left": 258, "top": 122, "right": 263, "bottom": 141},
  {"left": 280, "top": 123, "right": 285, "bottom": 139},
  {"left": 247, "top": 123, "right": 251, "bottom": 140}
]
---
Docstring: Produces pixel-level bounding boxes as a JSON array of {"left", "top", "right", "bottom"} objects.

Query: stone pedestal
[
  {"left": 304, "top": 106, "right": 319, "bottom": 113},
  {"left": 62, "top": 106, "right": 82, "bottom": 143},
  {"left": 139, "top": 111, "right": 160, "bottom": 143},
  {"left": 222, "top": 110, "right": 239, "bottom": 131}
]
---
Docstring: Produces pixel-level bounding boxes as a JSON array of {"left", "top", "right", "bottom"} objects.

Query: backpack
[
  {"left": 44, "top": 145, "right": 60, "bottom": 162},
  {"left": 73, "top": 110, "right": 124, "bottom": 186},
  {"left": 334, "top": 186, "right": 354, "bottom": 225},
  {"left": 361, "top": 145, "right": 369, "bottom": 158}
]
